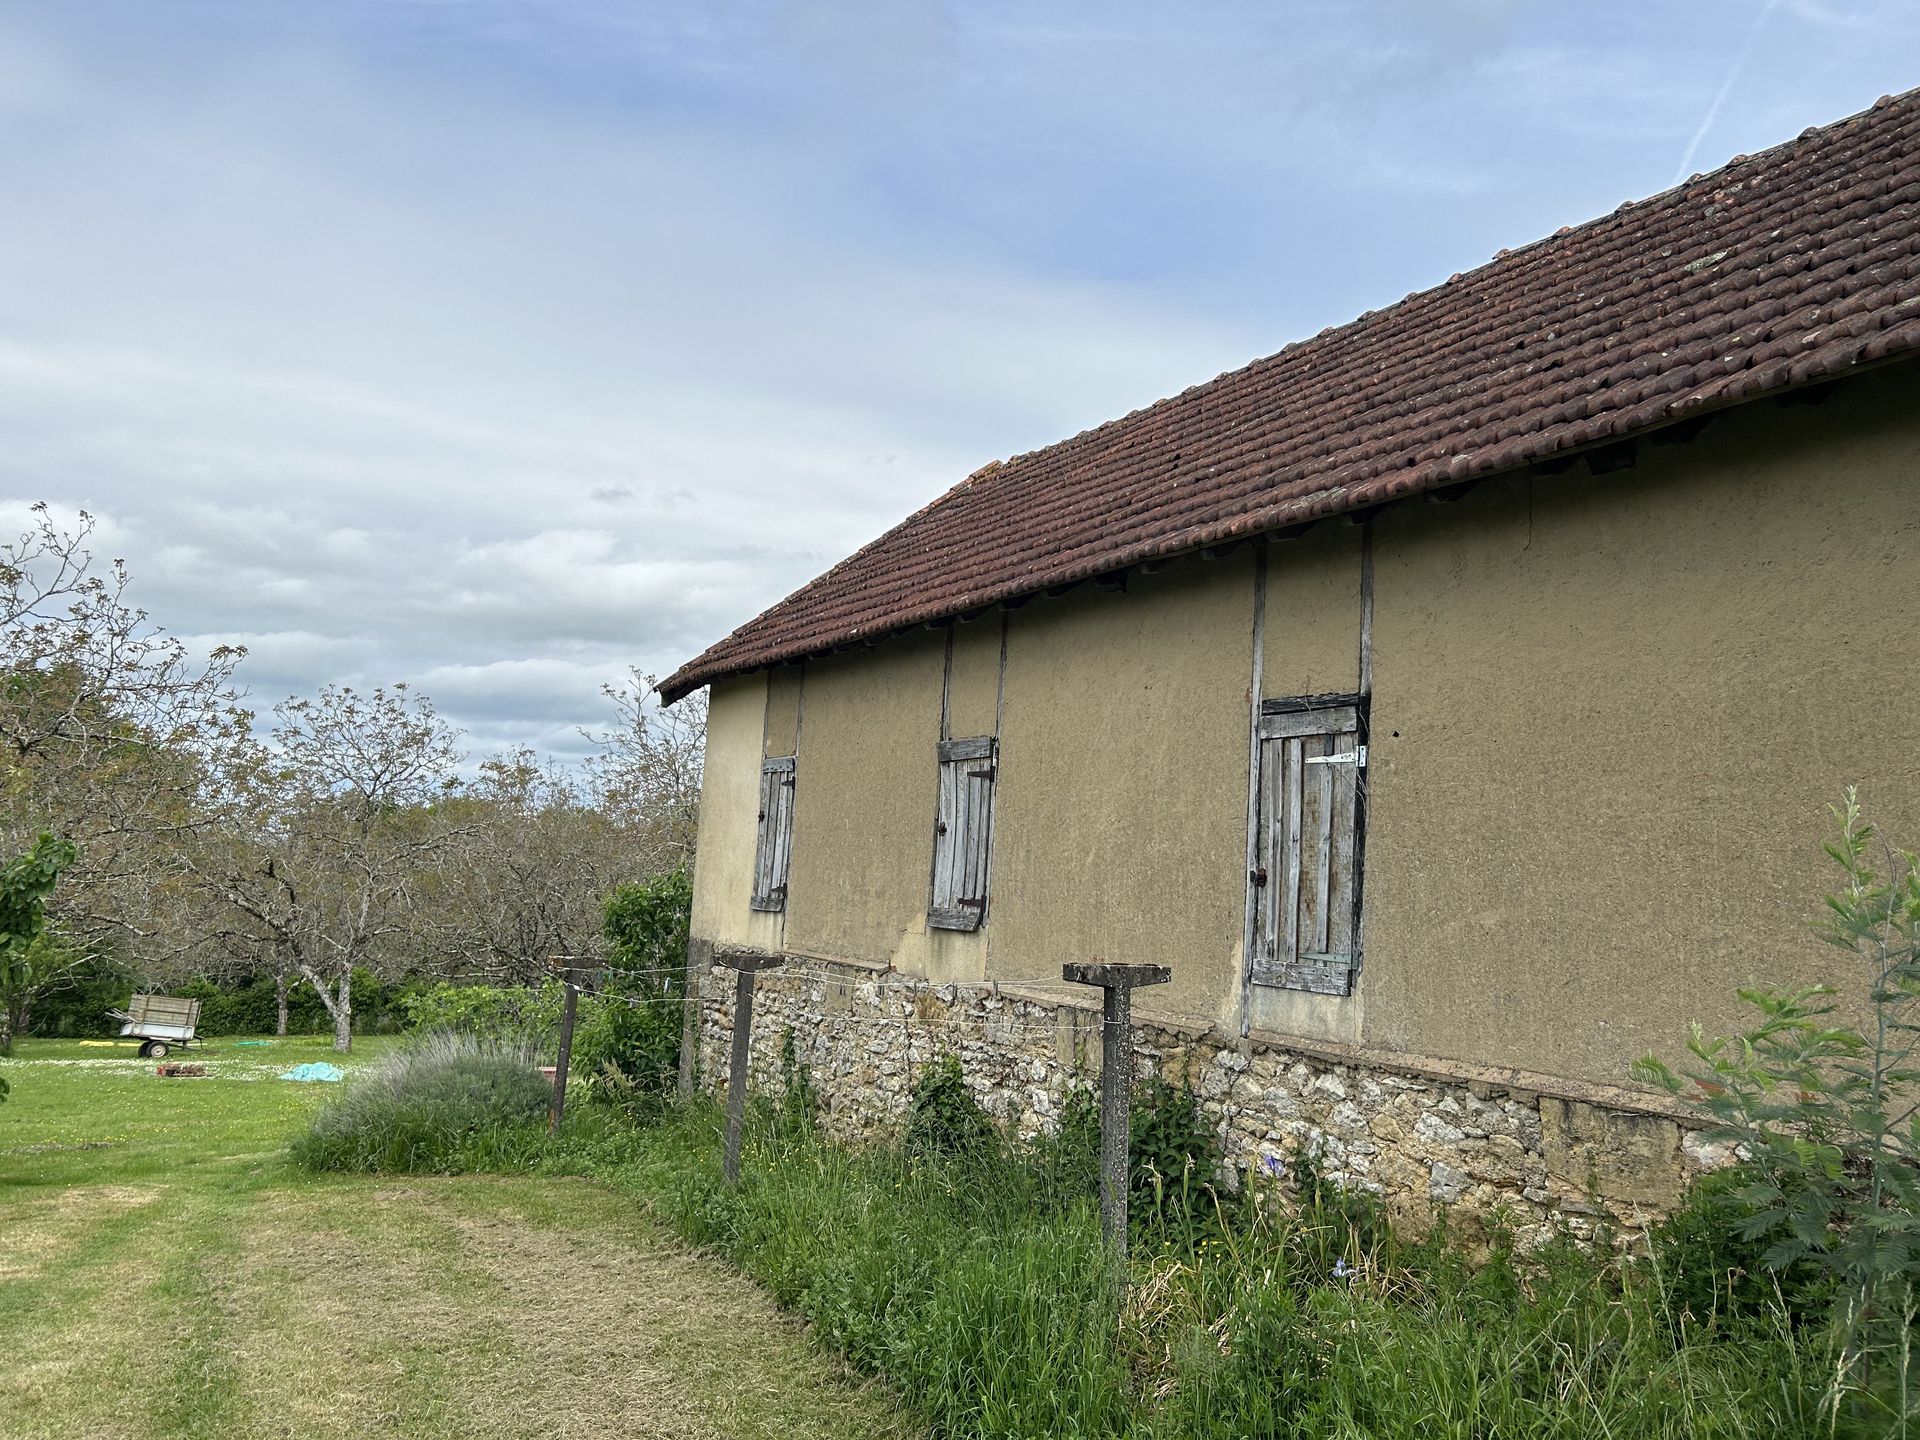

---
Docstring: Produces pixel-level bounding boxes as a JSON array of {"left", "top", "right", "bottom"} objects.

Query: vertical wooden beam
[{"left": 1240, "top": 541, "right": 1267, "bottom": 1038}]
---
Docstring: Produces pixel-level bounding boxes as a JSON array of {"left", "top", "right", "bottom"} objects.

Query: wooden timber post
[
  {"left": 721, "top": 953, "right": 783, "bottom": 1185},
  {"left": 1063, "top": 961, "right": 1171, "bottom": 1268},
  {"left": 549, "top": 956, "right": 581, "bottom": 1134}
]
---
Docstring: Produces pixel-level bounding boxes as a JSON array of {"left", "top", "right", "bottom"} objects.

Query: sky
[{"left": 3, "top": 0, "right": 1916, "bottom": 766}]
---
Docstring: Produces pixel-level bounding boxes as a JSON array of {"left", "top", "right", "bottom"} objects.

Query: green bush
[
  {"left": 905, "top": 1053, "right": 997, "bottom": 1161},
  {"left": 399, "top": 980, "right": 565, "bottom": 1047},
  {"left": 290, "top": 1032, "right": 554, "bottom": 1174},
  {"left": 572, "top": 871, "right": 694, "bottom": 1115}
]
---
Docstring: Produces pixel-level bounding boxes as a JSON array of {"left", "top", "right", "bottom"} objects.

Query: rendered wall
[
  {"left": 683, "top": 362, "right": 1920, "bottom": 1094},
  {"left": 782, "top": 633, "right": 947, "bottom": 968},
  {"left": 989, "top": 551, "right": 1254, "bottom": 1022},
  {"left": 1362, "top": 365, "right": 1920, "bottom": 1083},
  {"left": 688, "top": 672, "right": 783, "bottom": 954}
]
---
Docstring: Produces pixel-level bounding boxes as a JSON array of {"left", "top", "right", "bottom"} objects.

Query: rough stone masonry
[{"left": 689, "top": 943, "right": 1735, "bottom": 1250}]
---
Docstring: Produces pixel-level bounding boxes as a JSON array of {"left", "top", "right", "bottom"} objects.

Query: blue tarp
[{"left": 279, "top": 1062, "right": 345, "bottom": 1082}]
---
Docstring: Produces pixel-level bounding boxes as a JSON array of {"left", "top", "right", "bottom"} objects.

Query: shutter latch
[
  {"left": 1305, "top": 746, "right": 1367, "bottom": 767},
  {"left": 1250, "top": 867, "right": 1267, "bottom": 887}
]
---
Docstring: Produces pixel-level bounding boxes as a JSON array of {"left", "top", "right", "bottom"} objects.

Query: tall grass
[
  {"left": 290, "top": 1031, "right": 554, "bottom": 1173},
  {"left": 608, "top": 1103, "right": 1852, "bottom": 1440}
]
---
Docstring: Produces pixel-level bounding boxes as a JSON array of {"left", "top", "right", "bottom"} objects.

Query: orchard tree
[
  {"left": 585, "top": 669, "right": 705, "bottom": 876},
  {"left": 198, "top": 684, "right": 463, "bottom": 1051},
  {"left": 0, "top": 505, "right": 246, "bottom": 1016},
  {"left": 428, "top": 749, "right": 623, "bottom": 983}
]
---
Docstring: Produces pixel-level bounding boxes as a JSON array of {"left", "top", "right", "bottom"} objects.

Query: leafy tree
[{"left": 0, "top": 832, "right": 78, "bottom": 1053}]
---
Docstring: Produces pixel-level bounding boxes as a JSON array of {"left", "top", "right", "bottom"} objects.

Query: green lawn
[{"left": 0, "top": 1037, "right": 918, "bottom": 1440}]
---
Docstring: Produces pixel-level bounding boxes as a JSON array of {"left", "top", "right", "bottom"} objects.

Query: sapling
[{"left": 1637, "top": 789, "right": 1920, "bottom": 1426}]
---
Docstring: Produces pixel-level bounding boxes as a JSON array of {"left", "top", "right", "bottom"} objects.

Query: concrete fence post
[
  {"left": 721, "top": 953, "right": 783, "bottom": 1185},
  {"left": 1063, "top": 961, "right": 1171, "bottom": 1268}
]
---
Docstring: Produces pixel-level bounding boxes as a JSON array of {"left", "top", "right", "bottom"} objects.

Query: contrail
[{"left": 1671, "top": 0, "right": 1785, "bottom": 187}]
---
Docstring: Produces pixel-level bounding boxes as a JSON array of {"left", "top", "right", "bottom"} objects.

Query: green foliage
[
  {"left": 1648, "top": 1167, "right": 1830, "bottom": 1337},
  {"left": 572, "top": 987, "right": 681, "bottom": 1116},
  {"left": 0, "top": 832, "right": 79, "bottom": 1053},
  {"left": 777, "top": 1027, "right": 819, "bottom": 1136},
  {"left": 620, "top": 1101, "right": 1827, "bottom": 1440},
  {"left": 0, "top": 1071, "right": 8, "bottom": 1105},
  {"left": 574, "top": 871, "right": 694, "bottom": 1116},
  {"left": 1636, "top": 789, "right": 1920, "bottom": 1426},
  {"left": 637, "top": 1105, "right": 1132, "bottom": 1439},
  {"left": 905, "top": 1053, "right": 997, "bottom": 1161},
  {"left": 24, "top": 949, "right": 132, "bottom": 1037},
  {"left": 603, "top": 868, "right": 693, "bottom": 974},
  {"left": 290, "top": 1031, "right": 554, "bottom": 1174},
  {"left": 398, "top": 979, "right": 566, "bottom": 1046}
]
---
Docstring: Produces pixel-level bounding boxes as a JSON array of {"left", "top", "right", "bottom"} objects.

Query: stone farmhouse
[{"left": 659, "top": 89, "right": 1920, "bottom": 1241}]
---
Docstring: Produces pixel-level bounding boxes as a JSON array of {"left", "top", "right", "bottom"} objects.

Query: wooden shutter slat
[
  {"left": 1280, "top": 736, "right": 1302, "bottom": 973},
  {"left": 1326, "top": 729, "right": 1359, "bottom": 963},
  {"left": 751, "top": 757, "right": 796, "bottom": 911},
  {"left": 1251, "top": 706, "right": 1363, "bottom": 995},
  {"left": 930, "top": 737, "right": 995, "bottom": 931}
]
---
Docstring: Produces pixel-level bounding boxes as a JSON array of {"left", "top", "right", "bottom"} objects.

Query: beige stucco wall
[
  {"left": 781, "top": 631, "right": 980, "bottom": 974},
  {"left": 764, "top": 666, "right": 804, "bottom": 757},
  {"left": 1252, "top": 522, "right": 1368, "bottom": 1045},
  {"left": 683, "top": 361, "right": 1920, "bottom": 1094},
  {"left": 1363, "top": 363, "right": 1920, "bottom": 1083},
  {"left": 945, "top": 617, "right": 1003, "bottom": 740},
  {"left": 989, "top": 552, "right": 1255, "bottom": 1023},
  {"left": 689, "top": 672, "right": 785, "bottom": 953}
]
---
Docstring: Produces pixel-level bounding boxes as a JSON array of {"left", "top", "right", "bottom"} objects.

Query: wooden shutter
[
  {"left": 750, "top": 755, "right": 796, "bottom": 912},
  {"left": 1252, "top": 703, "right": 1364, "bottom": 994},
  {"left": 929, "top": 736, "right": 996, "bottom": 931}
]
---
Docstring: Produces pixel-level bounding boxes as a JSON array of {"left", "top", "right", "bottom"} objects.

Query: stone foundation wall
[{"left": 690, "top": 947, "right": 1732, "bottom": 1250}]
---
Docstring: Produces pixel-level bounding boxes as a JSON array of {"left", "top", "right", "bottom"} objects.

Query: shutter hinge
[
  {"left": 1304, "top": 745, "right": 1367, "bottom": 767},
  {"left": 967, "top": 767, "right": 996, "bottom": 781}
]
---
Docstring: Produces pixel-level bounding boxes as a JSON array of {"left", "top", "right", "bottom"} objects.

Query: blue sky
[{"left": 3, "top": 0, "right": 1916, "bottom": 762}]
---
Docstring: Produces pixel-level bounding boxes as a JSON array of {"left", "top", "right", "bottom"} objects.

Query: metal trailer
[{"left": 107, "top": 994, "right": 202, "bottom": 1059}]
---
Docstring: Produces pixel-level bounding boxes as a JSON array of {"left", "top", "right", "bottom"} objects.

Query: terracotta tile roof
[{"left": 660, "top": 90, "right": 1920, "bottom": 704}]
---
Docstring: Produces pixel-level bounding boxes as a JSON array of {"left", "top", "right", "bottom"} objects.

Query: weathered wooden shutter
[
  {"left": 750, "top": 755, "right": 796, "bottom": 912},
  {"left": 929, "top": 736, "right": 996, "bottom": 931},
  {"left": 1251, "top": 703, "right": 1364, "bottom": 994}
]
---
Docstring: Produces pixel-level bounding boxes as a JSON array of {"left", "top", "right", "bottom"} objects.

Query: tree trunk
[
  {"left": 332, "top": 968, "right": 352, "bottom": 1053},
  {"left": 274, "top": 971, "right": 289, "bottom": 1037}
]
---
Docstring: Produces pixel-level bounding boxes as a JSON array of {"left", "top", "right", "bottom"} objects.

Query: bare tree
[
  {"left": 196, "top": 684, "right": 464, "bottom": 1051},
  {"left": 0, "top": 505, "right": 247, "bottom": 1030},
  {"left": 422, "top": 749, "right": 623, "bottom": 983},
  {"left": 584, "top": 670, "right": 705, "bottom": 877}
]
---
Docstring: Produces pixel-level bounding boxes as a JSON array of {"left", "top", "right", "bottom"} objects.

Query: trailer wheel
[
  {"left": 137, "top": 1040, "right": 154, "bottom": 1058},
  {"left": 148, "top": 1041, "right": 170, "bottom": 1060}
]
